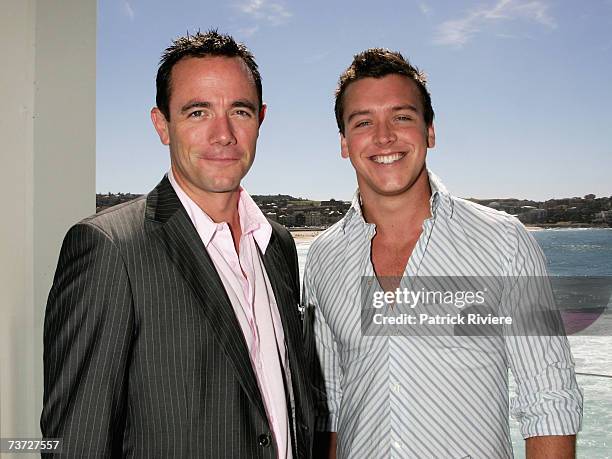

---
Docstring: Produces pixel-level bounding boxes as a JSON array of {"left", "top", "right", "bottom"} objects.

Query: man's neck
[
  {"left": 195, "top": 189, "right": 243, "bottom": 253},
  {"left": 171, "top": 170, "right": 243, "bottom": 251},
  {"left": 195, "top": 190, "right": 241, "bottom": 226},
  {"left": 360, "top": 169, "right": 432, "bottom": 239}
]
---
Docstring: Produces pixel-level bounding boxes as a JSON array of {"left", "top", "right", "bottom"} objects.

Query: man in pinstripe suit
[
  {"left": 41, "top": 30, "right": 314, "bottom": 458},
  {"left": 306, "top": 49, "right": 581, "bottom": 458}
]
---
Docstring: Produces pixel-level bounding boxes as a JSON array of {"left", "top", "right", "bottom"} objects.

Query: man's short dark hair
[
  {"left": 156, "top": 29, "right": 262, "bottom": 121},
  {"left": 334, "top": 48, "right": 434, "bottom": 135}
]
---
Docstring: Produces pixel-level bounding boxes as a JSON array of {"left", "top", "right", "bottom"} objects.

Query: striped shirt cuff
[{"left": 515, "top": 388, "right": 583, "bottom": 438}]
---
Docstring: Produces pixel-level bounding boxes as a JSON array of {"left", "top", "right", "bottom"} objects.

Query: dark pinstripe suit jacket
[{"left": 41, "top": 176, "right": 314, "bottom": 458}]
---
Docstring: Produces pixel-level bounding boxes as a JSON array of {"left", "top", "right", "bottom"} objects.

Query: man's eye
[
  {"left": 189, "top": 110, "right": 204, "bottom": 118},
  {"left": 396, "top": 115, "right": 413, "bottom": 122},
  {"left": 234, "top": 109, "right": 252, "bottom": 118},
  {"left": 355, "top": 120, "right": 370, "bottom": 128}
]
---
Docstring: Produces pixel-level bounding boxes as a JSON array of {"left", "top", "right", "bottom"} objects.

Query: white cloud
[
  {"left": 122, "top": 1, "right": 135, "bottom": 21},
  {"left": 434, "top": 0, "right": 556, "bottom": 48},
  {"left": 234, "top": 0, "right": 292, "bottom": 26},
  {"left": 419, "top": 2, "right": 433, "bottom": 16},
  {"left": 236, "top": 25, "right": 260, "bottom": 38}
]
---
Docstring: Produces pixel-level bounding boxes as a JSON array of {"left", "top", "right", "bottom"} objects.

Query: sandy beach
[{"left": 289, "top": 229, "right": 323, "bottom": 242}]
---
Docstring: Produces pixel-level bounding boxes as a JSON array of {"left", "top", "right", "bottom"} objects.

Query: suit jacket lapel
[
  {"left": 262, "top": 232, "right": 313, "bottom": 443},
  {"left": 261, "top": 236, "right": 303, "bottom": 362},
  {"left": 145, "top": 176, "right": 267, "bottom": 422}
]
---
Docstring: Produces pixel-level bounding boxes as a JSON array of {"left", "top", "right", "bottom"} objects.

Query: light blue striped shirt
[{"left": 303, "top": 171, "right": 582, "bottom": 458}]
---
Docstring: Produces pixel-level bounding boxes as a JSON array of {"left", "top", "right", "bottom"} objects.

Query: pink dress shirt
[{"left": 168, "top": 170, "right": 293, "bottom": 459}]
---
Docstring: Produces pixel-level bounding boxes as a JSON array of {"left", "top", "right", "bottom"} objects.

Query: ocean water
[{"left": 295, "top": 228, "right": 612, "bottom": 458}]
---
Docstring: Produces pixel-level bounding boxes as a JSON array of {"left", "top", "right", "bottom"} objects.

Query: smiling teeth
[{"left": 372, "top": 153, "right": 404, "bottom": 164}]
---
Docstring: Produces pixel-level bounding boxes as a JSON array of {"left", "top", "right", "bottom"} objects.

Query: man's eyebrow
[
  {"left": 346, "top": 105, "right": 420, "bottom": 123},
  {"left": 180, "top": 101, "right": 211, "bottom": 113},
  {"left": 392, "top": 104, "right": 419, "bottom": 113},
  {"left": 232, "top": 99, "right": 257, "bottom": 112},
  {"left": 346, "top": 110, "right": 372, "bottom": 124}
]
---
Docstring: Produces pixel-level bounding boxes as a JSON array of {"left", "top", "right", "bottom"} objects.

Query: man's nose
[
  {"left": 209, "top": 114, "right": 237, "bottom": 145},
  {"left": 374, "top": 121, "right": 397, "bottom": 146}
]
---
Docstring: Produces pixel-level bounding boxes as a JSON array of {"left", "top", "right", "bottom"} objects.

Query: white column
[{"left": 0, "top": 0, "right": 96, "bottom": 443}]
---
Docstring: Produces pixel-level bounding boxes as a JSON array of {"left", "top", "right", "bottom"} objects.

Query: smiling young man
[
  {"left": 41, "top": 31, "right": 313, "bottom": 458},
  {"left": 304, "top": 49, "right": 582, "bottom": 458}
]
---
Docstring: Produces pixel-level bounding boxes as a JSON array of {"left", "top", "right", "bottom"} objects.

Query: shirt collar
[
  {"left": 167, "top": 169, "right": 272, "bottom": 252},
  {"left": 341, "top": 168, "right": 454, "bottom": 233},
  {"left": 428, "top": 169, "right": 453, "bottom": 218},
  {"left": 237, "top": 186, "right": 273, "bottom": 251}
]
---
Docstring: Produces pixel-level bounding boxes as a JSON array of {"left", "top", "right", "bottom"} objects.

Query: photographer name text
[{"left": 372, "top": 312, "right": 512, "bottom": 326}]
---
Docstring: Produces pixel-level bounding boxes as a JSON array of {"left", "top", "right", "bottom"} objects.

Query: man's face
[
  {"left": 152, "top": 56, "right": 265, "bottom": 197},
  {"left": 340, "top": 74, "right": 435, "bottom": 198}
]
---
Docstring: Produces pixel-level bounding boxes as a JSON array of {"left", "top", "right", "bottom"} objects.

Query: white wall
[{"left": 0, "top": 0, "right": 96, "bottom": 443}]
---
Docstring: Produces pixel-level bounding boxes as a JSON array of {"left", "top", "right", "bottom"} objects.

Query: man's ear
[
  {"left": 258, "top": 103, "right": 267, "bottom": 126},
  {"left": 427, "top": 123, "right": 436, "bottom": 149},
  {"left": 340, "top": 133, "right": 350, "bottom": 159},
  {"left": 151, "top": 107, "right": 170, "bottom": 145}
]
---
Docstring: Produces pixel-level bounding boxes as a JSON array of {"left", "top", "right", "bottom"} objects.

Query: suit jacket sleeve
[{"left": 41, "top": 222, "right": 135, "bottom": 457}]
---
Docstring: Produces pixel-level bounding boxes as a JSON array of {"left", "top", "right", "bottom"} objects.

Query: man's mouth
[
  {"left": 370, "top": 152, "right": 406, "bottom": 164},
  {"left": 199, "top": 154, "right": 242, "bottom": 163}
]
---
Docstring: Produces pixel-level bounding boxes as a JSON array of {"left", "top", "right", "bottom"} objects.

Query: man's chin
[
  {"left": 203, "top": 180, "right": 243, "bottom": 194},
  {"left": 359, "top": 170, "right": 428, "bottom": 198},
  {"left": 210, "top": 187, "right": 241, "bottom": 194},
  {"left": 360, "top": 179, "right": 414, "bottom": 198}
]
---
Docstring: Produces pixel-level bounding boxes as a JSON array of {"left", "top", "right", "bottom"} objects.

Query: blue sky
[{"left": 97, "top": 0, "right": 612, "bottom": 200}]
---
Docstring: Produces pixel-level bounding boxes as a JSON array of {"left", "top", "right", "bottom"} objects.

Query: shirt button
[
  {"left": 258, "top": 433, "right": 272, "bottom": 447},
  {"left": 394, "top": 441, "right": 402, "bottom": 449},
  {"left": 390, "top": 382, "right": 401, "bottom": 393}
]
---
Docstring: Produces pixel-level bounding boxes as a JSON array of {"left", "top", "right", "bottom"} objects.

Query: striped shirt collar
[{"left": 341, "top": 169, "right": 454, "bottom": 233}]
